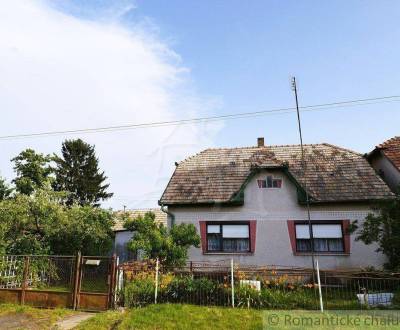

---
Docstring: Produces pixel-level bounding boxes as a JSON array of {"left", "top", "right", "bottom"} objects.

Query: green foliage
[
  {"left": 11, "top": 149, "right": 53, "bottom": 195},
  {"left": 125, "top": 212, "right": 200, "bottom": 267},
  {"left": 353, "top": 193, "right": 400, "bottom": 270},
  {"left": 0, "top": 189, "right": 114, "bottom": 255},
  {"left": 233, "top": 286, "right": 317, "bottom": 309},
  {"left": 50, "top": 205, "right": 114, "bottom": 255},
  {"left": 77, "top": 304, "right": 263, "bottom": 330},
  {"left": 53, "top": 139, "right": 113, "bottom": 206},
  {"left": 163, "top": 276, "right": 225, "bottom": 305},
  {"left": 0, "top": 176, "right": 13, "bottom": 200},
  {"left": 124, "top": 277, "right": 155, "bottom": 307}
]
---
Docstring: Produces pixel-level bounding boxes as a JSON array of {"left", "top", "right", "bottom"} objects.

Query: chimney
[{"left": 257, "top": 137, "right": 265, "bottom": 147}]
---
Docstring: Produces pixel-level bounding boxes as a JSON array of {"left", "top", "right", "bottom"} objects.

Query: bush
[
  {"left": 122, "top": 271, "right": 319, "bottom": 309},
  {"left": 124, "top": 277, "right": 155, "bottom": 307},
  {"left": 393, "top": 288, "right": 400, "bottom": 307},
  {"left": 164, "top": 276, "right": 226, "bottom": 305}
]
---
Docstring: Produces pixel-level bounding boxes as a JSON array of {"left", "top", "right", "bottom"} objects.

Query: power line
[{"left": 0, "top": 94, "right": 399, "bottom": 141}]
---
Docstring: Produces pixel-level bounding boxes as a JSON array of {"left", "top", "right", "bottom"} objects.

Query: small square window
[
  {"left": 272, "top": 179, "right": 282, "bottom": 188},
  {"left": 257, "top": 180, "right": 266, "bottom": 188}
]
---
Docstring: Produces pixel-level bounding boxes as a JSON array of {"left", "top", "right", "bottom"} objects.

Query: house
[
  {"left": 366, "top": 136, "right": 400, "bottom": 193},
  {"left": 112, "top": 208, "right": 167, "bottom": 262},
  {"left": 159, "top": 138, "right": 393, "bottom": 269}
]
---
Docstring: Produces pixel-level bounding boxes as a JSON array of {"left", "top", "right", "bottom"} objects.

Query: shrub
[
  {"left": 393, "top": 288, "right": 400, "bottom": 307},
  {"left": 124, "top": 277, "right": 155, "bottom": 307},
  {"left": 163, "top": 276, "right": 226, "bottom": 305}
]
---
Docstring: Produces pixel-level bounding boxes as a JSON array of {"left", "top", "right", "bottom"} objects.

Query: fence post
[
  {"left": 20, "top": 256, "right": 30, "bottom": 305},
  {"left": 154, "top": 258, "right": 159, "bottom": 304},
  {"left": 108, "top": 254, "right": 117, "bottom": 309},
  {"left": 316, "top": 259, "right": 324, "bottom": 312},
  {"left": 231, "top": 259, "right": 234, "bottom": 308},
  {"left": 72, "top": 251, "right": 82, "bottom": 310}
]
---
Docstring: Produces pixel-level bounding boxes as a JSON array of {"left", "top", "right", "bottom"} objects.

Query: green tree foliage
[
  {"left": 50, "top": 205, "right": 115, "bottom": 255},
  {"left": 125, "top": 211, "right": 200, "bottom": 267},
  {"left": 11, "top": 149, "right": 53, "bottom": 195},
  {"left": 353, "top": 192, "right": 400, "bottom": 270},
  {"left": 0, "top": 176, "right": 13, "bottom": 200},
  {"left": 53, "top": 139, "right": 113, "bottom": 206},
  {"left": 0, "top": 189, "right": 114, "bottom": 255}
]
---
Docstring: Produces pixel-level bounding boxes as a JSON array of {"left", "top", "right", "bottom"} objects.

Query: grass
[
  {"left": 77, "top": 304, "right": 400, "bottom": 330},
  {"left": 0, "top": 303, "right": 74, "bottom": 329}
]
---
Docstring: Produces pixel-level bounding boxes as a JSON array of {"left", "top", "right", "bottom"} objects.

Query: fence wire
[
  {"left": 120, "top": 260, "right": 400, "bottom": 310},
  {"left": 0, "top": 255, "right": 75, "bottom": 291}
]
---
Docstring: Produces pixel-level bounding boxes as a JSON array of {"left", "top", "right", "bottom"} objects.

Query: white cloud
[{"left": 0, "top": 0, "right": 221, "bottom": 209}]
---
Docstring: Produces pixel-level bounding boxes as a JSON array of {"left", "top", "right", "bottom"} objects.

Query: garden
[{"left": 120, "top": 261, "right": 400, "bottom": 311}]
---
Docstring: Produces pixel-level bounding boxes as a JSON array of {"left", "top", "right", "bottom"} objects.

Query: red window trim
[
  {"left": 199, "top": 220, "right": 257, "bottom": 254},
  {"left": 287, "top": 220, "right": 350, "bottom": 254}
]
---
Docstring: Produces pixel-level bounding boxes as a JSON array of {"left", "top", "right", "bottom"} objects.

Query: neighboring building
[
  {"left": 112, "top": 208, "right": 167, "bottom": 262},
  {"left": 159, "top": 138, "right": 394, "bottom": 269},
  {"left": 366, "top": 136, "right": 400, "bottom": 193}
]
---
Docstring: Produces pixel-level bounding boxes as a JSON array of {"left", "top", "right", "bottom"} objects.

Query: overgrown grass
[
  {"left": 78, "top": 304, "right": 400, "bottom": 330},
  {"left": 0, "top": 303, "right": 73, "bottom": 328},
  {"left": 75, "top": 310, "right": 124, "bottom": 330},
  {"left": 77, "top": 304, "right": 262, "bottom": 330}
]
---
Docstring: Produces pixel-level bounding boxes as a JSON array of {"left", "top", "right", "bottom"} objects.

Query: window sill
[
  {"left": 203, "top": 252, "right": 254, "bottom": 255},
  {"left": 293, "top": 252, "right": 350, "bottom": 256}
]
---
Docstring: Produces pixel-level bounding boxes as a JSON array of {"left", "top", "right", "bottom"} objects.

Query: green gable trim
[{"left": 229, "top": 166, "right": 313, "bottom": 205}]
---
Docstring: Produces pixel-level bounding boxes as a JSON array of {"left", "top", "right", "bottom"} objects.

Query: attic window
[{"left": 258, "top": 176, "right": 282, "bottom": 189}]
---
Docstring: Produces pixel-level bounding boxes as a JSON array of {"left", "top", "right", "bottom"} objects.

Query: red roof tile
[{"left": 376, "top": 136, "right": 400, "bottom": 171}]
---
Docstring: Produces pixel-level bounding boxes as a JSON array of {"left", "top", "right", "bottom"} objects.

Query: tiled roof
[
  {"left": 159, "top": 143, "right": 393, "bottom": 205},
  {"left": 112, "top": 208, "right": 167, "bottom": 232},
  {"left": 376, "top": 136, "right": 400, "bottom": 171}
]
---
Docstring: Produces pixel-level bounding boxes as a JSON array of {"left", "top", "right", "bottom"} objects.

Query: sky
[{"left": 0, "top": 0, "right": 399, "bottom": 209}]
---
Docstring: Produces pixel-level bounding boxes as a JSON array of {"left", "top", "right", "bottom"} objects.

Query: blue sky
[
  {"left": 57, "top": 0, "right": 399, "bottom": 150},
  {"left": 0, "top": 1, "right": 399, "bottom": 208}
]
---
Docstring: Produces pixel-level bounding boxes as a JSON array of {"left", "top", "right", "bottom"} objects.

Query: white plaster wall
[
  {"left": 169, "top": 170, "right": 385, "bottom": 269},
  {"left": 370, "top": 154, "right": 400, "bottom": 192}
]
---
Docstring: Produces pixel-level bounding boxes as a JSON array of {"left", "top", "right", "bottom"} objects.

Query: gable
[{"left": 159, "top": 143, "right": 394, "bottom": 206}]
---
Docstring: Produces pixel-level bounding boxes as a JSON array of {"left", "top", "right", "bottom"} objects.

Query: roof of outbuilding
[
  {"left": 112, "top": 208, "right": 167, "bottom": 232},
  {"left": 159, "top": 143, "right": 394, "bottom": 205},
  {"left": 373, "top": 136, "right": 400, "bottom": 171}
]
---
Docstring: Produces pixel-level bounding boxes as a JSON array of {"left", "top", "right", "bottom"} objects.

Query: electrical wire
[{"left": 0, "top": 94, "right": 399, "bottom": 141}]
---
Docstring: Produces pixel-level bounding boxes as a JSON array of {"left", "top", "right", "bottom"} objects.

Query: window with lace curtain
[
  {"left": 295, "top": 223, "right": 344, "bottom": 252},
  {"left": 206, "top": 223, "right": 250, "bottom": 252}
]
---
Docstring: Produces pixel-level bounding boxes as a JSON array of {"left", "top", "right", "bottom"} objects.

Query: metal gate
[{"left": 0, "top": 254, "right": 117, "bottom": 311}]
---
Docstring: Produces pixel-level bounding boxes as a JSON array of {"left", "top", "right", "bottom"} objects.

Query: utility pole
[{"left": 291, "top": 77, "right": 316, "bottom": 279}]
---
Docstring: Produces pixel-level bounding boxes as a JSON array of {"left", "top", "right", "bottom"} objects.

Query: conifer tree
[{"left": 53, "top": 139, "right": 113, "bottom": 206}]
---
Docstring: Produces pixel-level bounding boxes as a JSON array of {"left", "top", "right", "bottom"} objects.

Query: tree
[
  {"left": 125, "top": 211, "right": 200, "bottom": 267},
  {"left": 352, "top": 192, "right": 400, "bottom": 270},
  {"left": 11, "top": 149, "right": 53, "bottom": 195},
  {"left": 0, "top": 176, "right": 13, "bottom": 200},
  {"left": 50, "top": 205, "right": 115, "bottom": 255},
  {"left": 53, "top": 139, "right": 113, "bottom": 206},
  {"left": 0, "top": 189, "right": 114, "bottom": 255}
]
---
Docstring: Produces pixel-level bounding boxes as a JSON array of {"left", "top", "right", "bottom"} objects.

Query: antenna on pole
[{"left": 291, "top": 77, "right": 316, "bottom": 279}]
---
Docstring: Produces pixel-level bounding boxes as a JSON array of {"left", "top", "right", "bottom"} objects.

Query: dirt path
[
  {"left": 53, "top": 312, "right": 94, "bottom": 329},
  {"left": 0, "top": 313, "right": 50, "bottom": 330}
]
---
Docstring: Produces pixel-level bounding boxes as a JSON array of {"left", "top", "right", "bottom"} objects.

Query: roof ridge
[
  {"left": 377, "top": 136, "right": 400, "bottom": 149},
  {"left": 201, "top": 143, "right": 328, "bottom": 151},
  {"left": 321, "top": 143, "right": 362, "bottom": 156}
]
